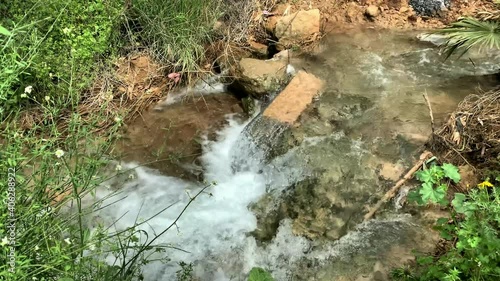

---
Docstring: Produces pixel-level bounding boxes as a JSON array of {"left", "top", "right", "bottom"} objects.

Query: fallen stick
[
  {"left": 423, "top": 90, "right": 435, "bottom": 135},
  {"left": 363, "top": 151, "right": 433, "bottom": 221}
]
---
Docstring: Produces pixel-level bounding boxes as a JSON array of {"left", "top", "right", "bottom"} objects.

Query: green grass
[
  {"left": 0, "top": 0, "right": 228, "bottom": 279},
  {"left": 0, "top": 0, "right": 123, "bottom": 114},
  {"left": 126, "top": 0, "right": 223, "bottom": 73}
]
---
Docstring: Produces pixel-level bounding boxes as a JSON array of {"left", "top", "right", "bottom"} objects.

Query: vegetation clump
[{"left": 0, "top": 0, "right": 230, "bottom": 280}]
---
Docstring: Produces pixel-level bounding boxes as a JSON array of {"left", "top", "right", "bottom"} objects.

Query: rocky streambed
[{"left": 93, "top": 22, "right": 500, "bottom": 281}]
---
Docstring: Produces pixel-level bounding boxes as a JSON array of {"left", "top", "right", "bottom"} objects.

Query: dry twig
[{"left": 364, "top": 151, "right": 433, "bottom": 221}]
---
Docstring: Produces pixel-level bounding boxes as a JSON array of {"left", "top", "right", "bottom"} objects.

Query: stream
[{"left": 87, "top": 29, "right": 499, "bottom": 280}]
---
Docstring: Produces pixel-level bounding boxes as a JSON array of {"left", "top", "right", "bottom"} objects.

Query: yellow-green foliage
[{"left": 0, "top": 0, "right": 123, "bottom": 109}]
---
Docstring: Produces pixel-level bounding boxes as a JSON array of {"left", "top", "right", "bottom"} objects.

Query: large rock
[
  {"left": 263, "top": 70, "right": 324, "bottom": 125},
  {"left": 275, "top": 9, "right": 320, "bottom": 48},
  {"left": 409, "top": 0, "right": 450, "bottom": 17},
  {"left": 238, "top": 58, "right": 288, "bottom": 97}
]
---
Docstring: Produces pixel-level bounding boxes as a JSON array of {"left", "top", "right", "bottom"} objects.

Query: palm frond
[{"left": 431, "top": 17, "right": 500, "bottom": 60}]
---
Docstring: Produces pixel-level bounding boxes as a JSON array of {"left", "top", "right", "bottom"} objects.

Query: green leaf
[
  {"left": 420, "top": 182, "right": 446, "bottom": 204},
  {"left": 408, "top": 189, "right": 425, "bottom": 205},
  {"left": 416, "top": 169, "right": 434, "bottom": 184},
  {"left": 452, "top": 193, "right": 475, "bottom": 217},
  {"left": 0, "top": 25, "right": 11, "bottom": 36},
  {"left": 442, "top": 163, "right": 461, "bottom": 183},
  {"left": 436, "top": 217, "right": 449, "bottom": 225},
  {"left": 248, "top": 267, "right": 275, "bottom": 281},
  {"left": 432, "top": 17, "right": 500, "bottom": 60}
]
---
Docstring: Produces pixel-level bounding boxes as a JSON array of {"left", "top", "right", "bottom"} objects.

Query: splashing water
[
  {"left": 85, "top": 29, "right": 500, "bottom": 281},
  {"left": 91, "top": 116, "right": 287, "bottom": 280}
]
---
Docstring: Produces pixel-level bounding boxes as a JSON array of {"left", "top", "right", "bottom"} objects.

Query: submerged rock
[
  {"left": 263, "top": 70, "right": 325, "bottom": 125},
  {"left": 409, "top": 0, "right": 450, "bottom": 17},
  {"left": 238, "top": 58, "right": 288, "bottom": 98},
  {"left": 275, "top": 9, "right": 320, "bottom": 48}
]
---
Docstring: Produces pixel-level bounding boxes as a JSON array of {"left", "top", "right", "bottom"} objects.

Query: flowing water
[{"left": 87, "top": 29, "right": 499, "bottom": 280}]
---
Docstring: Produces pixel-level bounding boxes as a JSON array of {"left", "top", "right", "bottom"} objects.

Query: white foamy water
[{"left": 88, "top": 116, "right": 291, "bottom": 280}]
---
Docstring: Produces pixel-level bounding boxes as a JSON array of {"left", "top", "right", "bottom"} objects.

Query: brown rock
[
  {"left": 273, "top": 49, "right": 292, "bottom": 60},
  {"left": 379, "top": 162, "right": 404, "bottom": 181},
  {"left": 275, "top": 9, "right": 320, "bottom": 47},
  {"left": 263, "top": 71, "right": 324, "bottom": 125},
  {"left": 366, "top": 5, "right": 380, "bottom": 17},
  {"left": 373, "top": 261, "right": 389, "bottom": 281},
  {"left": 238, "top": 58, "right": 288, "bottom": 97},
  {"left": 265, "top": 16, "right": 279, "bottom": 33},
  {"left": 458, "top": 165, "right": 478, "bottom": 191},
  {"left": 248, "top": 40, "right": 268, "bottom": 56}
]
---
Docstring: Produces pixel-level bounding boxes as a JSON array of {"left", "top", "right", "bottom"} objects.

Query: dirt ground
[{"left": 287, "top": 0, "right": 494, "bottom": 30}]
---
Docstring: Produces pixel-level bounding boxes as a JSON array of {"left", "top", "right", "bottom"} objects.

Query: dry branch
[{"left": 364, "top": 151, "right": 433, "bottom": 221}]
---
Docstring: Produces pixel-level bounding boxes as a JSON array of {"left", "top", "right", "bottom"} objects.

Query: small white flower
[
  {"left": 24, "top": 85, "right": 33, "bottom": 94},
  {"left": 62, "top": 27, "right": 71, "bottom": 34},
  {"left": 88, "top": 243, "right": 96, "bottom": 251},
  {"left": 34, "top": 245, "right": 39, "bottom": 251},
  {"left": 114, "top": 116, "right": 122, "bottom": 123},
  {"left": 44, "top": 96, "right": 51, "bottom": 102},
  {"left": 55, "top": 149, "right": 65, "bottom": 158},
  {"left": 64, "top": 238, "right": 71, "bottom": 245},
  {"left": 1, "top": 237, "right": 9, "bottom": 247},
  {"left": 115, "top": 164, "right": 122, "bottom": 172},
  {"left": 128, "top": 173, "right": 135, "bottom": 180},
  {"left": 20, "top": 93, "right": 28, "bottom": 98},
  {"left": 49, "top": 73, "right": 53, "bottom": 78}
]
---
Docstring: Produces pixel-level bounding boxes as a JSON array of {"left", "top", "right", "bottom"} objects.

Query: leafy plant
[
  {"left": 248, "top": 267, "right": 275, "bottom": 281},
  {"left": 394, "top": 180, "right": 500, "bottom": 281},
  {"left": 1, "top": 0, "right": 123, "bottom": 111},
  {"left": 176, "top": 261, "right": 194, "bottom": 281},
  {"left": 408, "top": 163, "right": 460, "bottom": 206},
  {"left": 433, "top": 17, "right": 500, "bottom": 59}
]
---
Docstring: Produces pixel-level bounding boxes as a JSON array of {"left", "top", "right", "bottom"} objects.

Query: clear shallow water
[{"left": 87, "top": 30, "right": 499, "bottom": 280}]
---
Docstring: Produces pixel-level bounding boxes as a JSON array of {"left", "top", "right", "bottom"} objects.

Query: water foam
[{"left": 89, "top": 115, "right": 299, "bottom": 280}]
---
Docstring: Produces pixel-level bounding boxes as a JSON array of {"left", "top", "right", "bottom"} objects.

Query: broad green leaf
[
  {"left": 440, "top": 229, "right": 453, "bottom": 240},
  {"left": 0, "top": 25, "right": 11, "bottom": 36},
  {"left": 420, "top": 182, "right": 446, "bottom": 204},
  {"left": 468, "top": 236, "right": 481, "bottom": 248},
  {"left": 429, "top": 165, "right": 445, "bottom": 182},
  {"left": 407, "top": 189, "right": 425, "bottom": 205},
  {"left": 452, "top": 193, "right": 475, "bottom": 217},
  {"left": 442, "top": 163, "right": 461, "bottom": 183},
  {"left": 416, "top": 169, "right": 434, "bottom": 184},
  {"left": 452, "top": 193, "right": 466, "bottom": 209},
  {"left": 248, "top": 267, "right": 275, "bottom": 281},
  {"left": 436, "top": 217, "right": 449, "bottom": 225}
]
